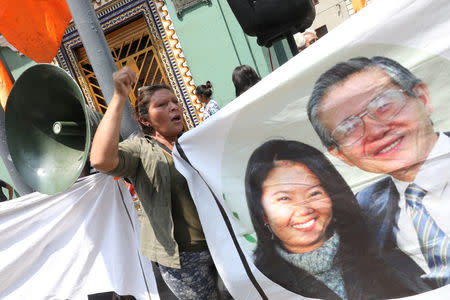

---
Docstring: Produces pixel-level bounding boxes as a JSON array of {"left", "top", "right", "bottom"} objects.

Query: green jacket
[{"left": 107, "top": 137, "right": 180, "bottom": 268}]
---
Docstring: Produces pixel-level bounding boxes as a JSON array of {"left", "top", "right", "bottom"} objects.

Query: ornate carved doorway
[{"left": 75, "top": 17, "right": 168, "bottom": 113}]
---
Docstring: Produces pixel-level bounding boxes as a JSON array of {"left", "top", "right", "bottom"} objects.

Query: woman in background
[
  {"left": 91, "top": 67, "right": 231, "bottom": 300},
  {"left": 0, "top": 179, "right": 13, "bottom": 202},
  {"left": 245, "top": 139, "right": 418, "bottom": 300},
  {"left": 195, "top": 81, "right": 220, "bottom": 120},
  {"left": 232, "top": 65, "right": 261, "bottom": 97}
]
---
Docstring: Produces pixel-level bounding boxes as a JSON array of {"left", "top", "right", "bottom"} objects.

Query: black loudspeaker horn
[
  {"left": 226, "top": 0, "right": 316, "bottom": 47},
  {"left": 5, "top": 64, "right": 101, "bottom": 195}
]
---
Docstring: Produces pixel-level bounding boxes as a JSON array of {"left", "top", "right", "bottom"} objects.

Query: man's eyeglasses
[{"left": 331, "top": 89, "right": 408, "bottom": 147}]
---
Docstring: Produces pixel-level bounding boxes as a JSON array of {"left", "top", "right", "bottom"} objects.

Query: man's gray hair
[
  {"left": 307, "top": 56, "right": 423, "bottom": 148},
  {"left": 303, "top": 28, "right": 317, "bottom": 36},
  {"left": 294, "top": 32, "right": 306, "bottom": 48}
]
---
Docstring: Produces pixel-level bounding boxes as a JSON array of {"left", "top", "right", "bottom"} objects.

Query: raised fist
[{"left": 113, "top": 66, "right": 137, "bottom": 99}]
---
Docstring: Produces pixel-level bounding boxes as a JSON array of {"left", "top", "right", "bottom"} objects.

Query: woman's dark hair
[
  {"left": 195, "top": 81, "right": 213, "bottom": 99},
  {"left": 232, "top": 65, "right": 261, "bottom": 97},
  {"left": 134, "top": 84, "right": 172, "bottom": 135}
]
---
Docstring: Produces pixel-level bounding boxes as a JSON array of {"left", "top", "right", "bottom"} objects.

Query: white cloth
[
  {"left": 5, "top": 0, "right": 450, "bottom": 299},
  {"left": 173, "top": 0, "right": 450, "bottom": 299},
  {"left": 393, "top": 133, "right": 450, "bottom": 274},
  {"left": 0, "top": 173, "right": 158, "bottom": 300}
]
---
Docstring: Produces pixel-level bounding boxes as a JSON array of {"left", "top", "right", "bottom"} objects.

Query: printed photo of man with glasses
[{"left": 307, "top": 56, "right": 450, "bottom": 292}]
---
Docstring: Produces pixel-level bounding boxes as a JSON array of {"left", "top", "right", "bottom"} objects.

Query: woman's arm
[
  {"left": 0, "top": 180, "right": 13, "bottom": 200},
  {"left": 90, "top": 67, "right": 136, "bottom": 172},
  {"left": 6, "top": 183, "right": 13, "bottom": 200}
]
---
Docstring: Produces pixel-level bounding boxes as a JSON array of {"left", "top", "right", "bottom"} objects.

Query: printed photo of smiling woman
[{"left": 244, "top": 139, "right": 420, "bottom": 300}]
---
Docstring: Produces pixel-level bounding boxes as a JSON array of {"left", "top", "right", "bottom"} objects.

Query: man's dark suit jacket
[{"left": 357, "top": 177, "right": 437, "bottom": 292}]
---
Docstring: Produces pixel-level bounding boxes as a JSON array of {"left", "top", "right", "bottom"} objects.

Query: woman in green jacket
[{"left": 90, "top": 67, "right": 230, "bottom": 300}]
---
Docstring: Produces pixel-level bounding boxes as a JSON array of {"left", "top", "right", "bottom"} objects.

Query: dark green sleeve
[{"left": 105, "top": 138, "right": 141, "bottom": 179}]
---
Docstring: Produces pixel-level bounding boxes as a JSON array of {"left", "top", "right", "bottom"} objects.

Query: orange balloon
[{"left": 0, "top": 0, "right": 72, "bottom": 63}]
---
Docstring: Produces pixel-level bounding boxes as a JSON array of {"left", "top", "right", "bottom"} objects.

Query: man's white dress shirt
[{"left": 393, "top": 133, "right": 450, "bottom": 274}]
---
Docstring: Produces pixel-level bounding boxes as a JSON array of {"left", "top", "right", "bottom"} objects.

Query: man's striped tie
[{"left": 405, "top": 183, "right": 450, "bottom": 287}]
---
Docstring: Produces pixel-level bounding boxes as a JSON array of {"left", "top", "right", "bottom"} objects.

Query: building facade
[
  {"left": 309, "top": 0, "right": 373, "bottom": 37},
  {"left": 57, "top": 0, "right": 274, "bottom": 130}
]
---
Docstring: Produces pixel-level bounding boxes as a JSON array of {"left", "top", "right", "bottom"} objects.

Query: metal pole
[
  {"left": 65, "top": 0, "right": 139, "bottom": 139},
  {"left": 286, "top": 33, "right": 299, "bottom": 56}
]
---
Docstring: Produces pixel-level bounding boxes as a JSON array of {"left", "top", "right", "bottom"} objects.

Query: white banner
[
  {"left": 173, "top": 0, "right": 450, "bottom": 299},
  {"left": 0, "top": 174, "right": 159, "bottom": 300}
]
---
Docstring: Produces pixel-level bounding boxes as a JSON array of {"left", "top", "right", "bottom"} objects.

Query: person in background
[
  {"left": 90, "top": 67, "right": 231, "bottom": 300},
  {"left": 294, "top": 29, "right": 318, "bottom": 52},
  {"left": 195, "top": 81, "right": 220, "bottom": 121},
  {"left": 0, "top": 179, "right": 13, "bottom": 202},
  {"left": 231, "top": 65, "right": 261, "bottom": 98}
]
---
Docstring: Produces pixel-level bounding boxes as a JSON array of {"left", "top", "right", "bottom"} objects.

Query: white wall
[
  {"left": 308, "top": 0, "right": 376, "bottom": 35},
  {"left": 309, "top": 0, "right": 351, "bottom": 34}
]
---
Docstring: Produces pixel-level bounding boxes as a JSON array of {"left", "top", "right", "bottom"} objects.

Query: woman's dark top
[
  {"left": 162, "top": 150, "right": 207, "bottom": 252},
  {"left": 254, "top": 235, "right": 420, "bottom": 300}
]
